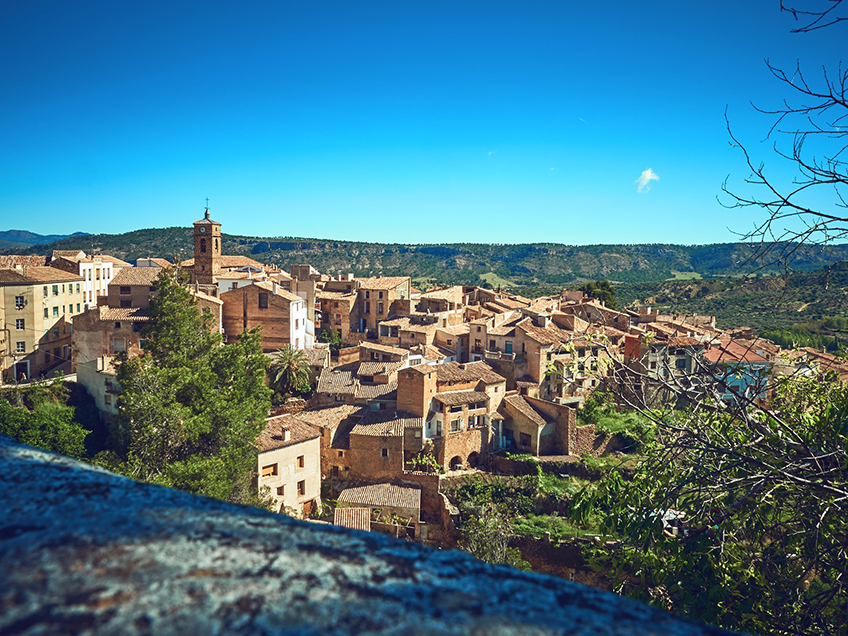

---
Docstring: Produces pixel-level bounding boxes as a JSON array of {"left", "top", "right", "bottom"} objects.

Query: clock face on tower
[{"left": 200, "top": 226, "right": 206, "bottom": 233}]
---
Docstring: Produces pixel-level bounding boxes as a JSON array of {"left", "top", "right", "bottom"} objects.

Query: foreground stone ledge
[{"left": 0, "top": 437, "right": 731, "bottom": 635}]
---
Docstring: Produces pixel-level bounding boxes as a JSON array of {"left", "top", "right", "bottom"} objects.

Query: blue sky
[{"left": 0, "top": 1, "right": 843, "bottom": 245}]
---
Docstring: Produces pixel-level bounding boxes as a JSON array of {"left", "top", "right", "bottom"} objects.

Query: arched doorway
[
  {"left": 449, "top": 456, "right": 463, "bottom": 471},
  {"left": 467, "top": 452, "right": 479, "bottom": 468}
]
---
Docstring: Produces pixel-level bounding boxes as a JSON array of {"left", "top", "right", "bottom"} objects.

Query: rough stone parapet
[{"left": 0, "top": 436, "right": 730, "bottom": 635}]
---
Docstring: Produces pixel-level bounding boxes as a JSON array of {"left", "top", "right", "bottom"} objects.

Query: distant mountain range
[
  {"left": 2, "top": 226, "right": 847, "bottom": 290},
  {"left": 0, "top": 229, "right": 89, "bottom": 251}
]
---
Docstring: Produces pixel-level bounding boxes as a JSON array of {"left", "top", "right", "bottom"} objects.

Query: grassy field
[
  {"left": 667, "top": 271, "right": 703, "bottom": 280},
  {"left": 479, "top": 271, "right": 514, "bottom": 289}
]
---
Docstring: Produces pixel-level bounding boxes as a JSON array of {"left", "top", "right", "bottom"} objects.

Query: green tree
[
  {"left": 113, "top": 270, "right": 272, "bottom": 506},
  {"left": 269, "top": 345, "right": 311, "bottom": 398},
  {"left": 576, "top": 374, "right": 848, "bottom": 635},
  {"left": 317, "top": 329, "right": 343, "bottom": 354},
  {"left": 578, "top": 280, "right": 618, "bottom": 309},
  {"left": 0, "top": 397, "right": 88, "bottom": 459}
]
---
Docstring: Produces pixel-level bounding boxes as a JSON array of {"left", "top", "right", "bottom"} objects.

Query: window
[
  {"left": 43, "top": 286, "right": 48, "bottom": 297},
  {"left": 520, "top": 432, "right": 532, "bottom": 448},
  {"left": 52, "top": 285, "right": 58, "bottom": 296},
  {"left": 16, "top": 341, "right": 25, "bottom": 353},
  {"left": 44, "top": 351, "right": 50, "bottom": 363},
  {"left": 120, "top": 286, "right": 131, "bottom": 295},
  {"left": 377, "top": 302, "right": 384, "bottom": 314},
  {"left": 105, "top": 394, "right": 112, "bottom": 405},
  {"left": 297, "top": 455, "right": 305, "bottom": 469},
  {"left": 120, "top": 300, "right": 132, "bottom": 308},
  {"left": 76, "top": 303, "right": 80, "bottom": 312},
  {"left": 276, "top": 486, "right": 284, "bottom": 496},
  {"left": 337, "top": 450, "right": 344, "bottom": 458},
  {"left": 363, "top": 301, "right": 370, "bottom": 313},
  {"left": 53, "top": 347, "right": 60, "bottom": 360},
  {"left": 446, "top": 339, "right": 452, "bottom": 346},
  {"left": 476, "top": 326, "right": 481, "bottom": 332},
  {"left": 450, "top": 418, "right": 462, "bottom": 432},
  {"left": 297, "top": 480, "right": 306, "bottom": 496},
  {"left": 378, "top": 291, "right": 383, "bottom": 299},
  {"left": 364, "top": 290, "right": 370, "bottom": 300},
  {"left": 232, "top": 282, "right": 238, "bottom": 289},
  {"left": 115, "top": 322, "right": 122, "bottom": 329},
  {"left": 52, "top": 307, "right": 59, "bottom": 317},
  {"left": 676, "top": 358, "right": 687, "bottom": 370},
  {"left": 261, "top": 463, "right": 278, "bottom": 477},
  {"left": 62, "top": 285, "right": 65, "bottom": 293},
  {"left": 258, "top": 293, "right": 268, "bottom": 309},
  {"left": 15, "top": 296, "right": 24, "bottom": 309},
  {"left": 112, "top": 338, "right": 126, "bottom": 353},
  {"left": 76, "top": 284, "right": 80, "bottom": 293},
  {"left": 333, "top": 301, "right": 339, "bottom": 308},
  {"left": 44, "top": 308, "right": 48, "bottom": 318},
  {"left": 15, "top": 319, "right": 24, "bottom": 330},
  {"left": 381, "top": 448, "right": 389, "bottom": 458},
  {"left": 200, "top": 238, "right": 206, "bottom": 253},
  {"left": 505, "top": 341, "right": 513, "bottom": 355},
  {"left": 53, "top": 327, "right": 59, "bottom": 338}
]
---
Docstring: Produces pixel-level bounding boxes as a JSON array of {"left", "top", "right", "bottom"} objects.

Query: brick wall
[{"left": 348, "top": 433, "right": 405, "bottom": 481}]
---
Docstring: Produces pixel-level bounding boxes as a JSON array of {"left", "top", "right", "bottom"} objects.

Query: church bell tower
[{"left": 192, "top": 207, "right": 221, "bottom": 285}]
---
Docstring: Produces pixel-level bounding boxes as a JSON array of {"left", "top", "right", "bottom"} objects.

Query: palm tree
[{"left": 270, "top": 346, "right": 310, "bottom": 397}]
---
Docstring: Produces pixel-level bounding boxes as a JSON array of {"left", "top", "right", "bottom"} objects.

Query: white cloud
[
  {"left": 488, "top": 150, "right": 497, "bottom": 157},
  {"left": 635, "top": 168, "right": 659, "bottom": 193}
]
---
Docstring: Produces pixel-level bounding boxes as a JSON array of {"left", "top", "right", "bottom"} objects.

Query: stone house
[
  {"left": 356, "top": 276, "right": 411, "bottom": 335},
  {"left": 50, "top": 252, "right": 129, "bottom": 310},
  {"left": 75, "top": 356, "right": 121, "bottom": 424},
  {"left": 256, "top": 414, "right": 322, "bottom": 517},
  {"left": 316, "top": 289, "right": 358, "bottom": 344},
  {"left": 221, "top": 282, "right": 309, "bottom": 351},
  {"left": 336, "top": 482, "right": 422, "bottom": 540},
  {"left": 295, "top": 404, "right": 362, "bottom": 480},
  {"left": 346, "top": 410, "right": 424, "bottom": 482},
  {"left": 0, "top": 266, "right": 85, "bottom": 382}
]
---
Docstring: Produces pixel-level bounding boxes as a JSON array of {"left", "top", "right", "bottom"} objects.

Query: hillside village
[{"left": 2, "top": 209, "right": 847, "bottom": 545}]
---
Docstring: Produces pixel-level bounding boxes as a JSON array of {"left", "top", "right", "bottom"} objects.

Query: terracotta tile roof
[
  {"left": 139, "top": 258, "right": 173, "bottom": 267},
  {"left": 668, "top": 336, "right": 704, "bottom": 348},
  {"left": 52, "top": 250, "right": 86, "bottom": 259},
  {"left": 377, "top": 317, "right": 411, "bottom": 328},
  {"left": 703, "top": 340, "right": 769, "bottom": 364},
  {"left": 502, "top": 395, "right": 550, "bottom": 428},
  {"left": 419, "top": 286, "right": 463, "bottom": 300},
  {"left": 0, "top": 266, "right": 83, "bottom": 285},
  {"left": 414, "top": 344, "right": 453, "bottom": 360},
  {"left": 251, "top": 281, "right": 303, "bottom": 303},
  {"left": 181, "top": 255, "right": 265, "bottom": 270},
  {"left": 317, "top": 367, "right": 358, "bottom": 395},
  {"left": 0, "top": 255, "right": 49, "bottom": 268},
  {"left": 357, "top": 361, "right": 403, "bottom": 377},
  {"left": 295, "top": 404, "right": 363, "bottom": 430},
  {"left": 433, "top": 390, "right": 489, "bottom": 407},
  {"left": 98, "top": 306, "right": 150, "bottom": 322},
  {"left": 357, "top": 276, "right": 410, "bottom": 290},
  {"left": 359, "top": 342, "right": 409, "bottom": 357},
  {"left": 355, "top": 380, "right": 398, "bottom": 402},
  {"left": 317, "top": 290, "right": 357, "bottom": 300},
  {"left": 110, "top": 267, "right": 161, "bottom": 287},
  {"left": 515, "top": 378, "right": 538, "bottom": 388},
  {"left": 93, "top": 254, "right": 132, "bottom": 268},
  {"left": 333, "top": 507, "right": 371, "bottom": 531},
  {"left": 437, "top": 361, "right": 505, "bottom": 386},
  {"left": 350, "top": 410, "right": 421, "bottom": 437},
  {"left": 302, "top": 348, "right": 330, "bottom": 367},
  {"left": 338, "top": 482, "right": 421, "bottom": 510},
  {"left": 517, "top": 318, "right": 572, "bottom": 347},
  {"left": 256, "top": 414, "right": 320, "bottom": 452},
  {"left": 440, "top": 324, "right": 470, "bottom": 335}
]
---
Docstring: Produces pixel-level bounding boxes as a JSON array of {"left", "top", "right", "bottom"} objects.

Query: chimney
[{"left": 273, "top": 282, "right": 279, "bottom": 295}]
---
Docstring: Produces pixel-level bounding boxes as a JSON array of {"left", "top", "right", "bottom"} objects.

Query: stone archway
[
  {"left": 449, "top": 456, "right": 463, "bottom": 471},
  {"left": 467, "top": 452, "right": 479, "bottom": 468}
]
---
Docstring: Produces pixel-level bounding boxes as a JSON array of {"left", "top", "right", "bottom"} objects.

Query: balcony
[{"left": 484, "top": 350, "right": 515, "bottom": 361}]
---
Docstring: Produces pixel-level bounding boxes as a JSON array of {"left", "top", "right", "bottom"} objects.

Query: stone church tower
[{"left": 192, "top": 208, "right": 221, "bottom": 285}]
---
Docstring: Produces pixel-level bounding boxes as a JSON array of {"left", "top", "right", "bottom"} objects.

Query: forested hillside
[{"left": 5, "top": 226, "right": 848, "bottom": 288}]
